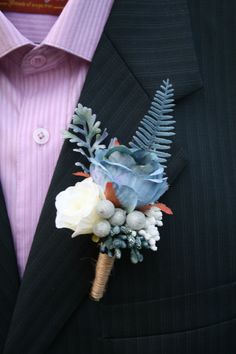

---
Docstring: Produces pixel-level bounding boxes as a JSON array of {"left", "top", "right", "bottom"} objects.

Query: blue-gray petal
[
  {"left": 108, "top": 151, "right": 136, "bottom": 168},
  {"left": 113, "top": 183, "right": 138, "bottom": 212}
]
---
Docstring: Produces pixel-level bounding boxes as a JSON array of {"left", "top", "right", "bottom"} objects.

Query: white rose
[{"left": 55, "top": 177, "right": 105, "bottom": 237}]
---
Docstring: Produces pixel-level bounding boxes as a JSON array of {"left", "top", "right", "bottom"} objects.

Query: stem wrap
[{"left": 90, "top": 253, "right": 116, "bottom": 301}]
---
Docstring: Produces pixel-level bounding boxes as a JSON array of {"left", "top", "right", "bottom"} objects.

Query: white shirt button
[
  {"left": 30, "top": 55, "right": 47, "bottom": 68},
  {"left": 33, "top": 128, "right": 49, "bottom": 145}
]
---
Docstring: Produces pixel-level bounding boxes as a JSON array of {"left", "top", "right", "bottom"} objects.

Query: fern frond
[{"left": 129, "top": 78, "right": 175, "bottom": 168}]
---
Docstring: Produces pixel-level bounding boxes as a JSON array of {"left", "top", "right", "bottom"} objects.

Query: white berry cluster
[
  {"left": 139, "top": 207, "right": 163, "bottom": 251},
  {"left": 92, "top": 200, "right": 163, "bottom": 251}
]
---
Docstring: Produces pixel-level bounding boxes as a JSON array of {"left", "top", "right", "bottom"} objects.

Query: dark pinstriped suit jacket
[{"left": 0, "top": 0, "right": 235, "bottom": 353}]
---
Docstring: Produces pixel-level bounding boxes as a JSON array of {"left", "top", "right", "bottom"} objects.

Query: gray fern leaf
[
  {"left": 63, "top": 103, "right": 108, "bottom": 172},
  {"left": 129, "top": 78, "right": 175, "bottom": 167}
]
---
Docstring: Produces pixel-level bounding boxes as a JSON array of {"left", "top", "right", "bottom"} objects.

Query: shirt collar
[
  {"left": 0, "top": 11, "right": 30, "bottom": 58},
  {"left": 0, "top": 0, "right": 114, "bottom": 61}
]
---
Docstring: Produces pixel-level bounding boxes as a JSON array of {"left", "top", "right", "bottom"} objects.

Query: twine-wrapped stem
[{"left": 90, "top": 253, "right": 115, "bottom": 301}]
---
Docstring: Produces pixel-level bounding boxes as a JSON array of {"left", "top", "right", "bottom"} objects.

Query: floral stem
[{"left": 89, "top": 253, "right": 116, "bottom": 301}]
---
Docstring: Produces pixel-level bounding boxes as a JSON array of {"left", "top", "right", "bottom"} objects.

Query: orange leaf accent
[
  {"left": 139, "top": 202, "right": 173, "bottom": 215},
  {"left": 73, "top": 172, "right": 90, "bottom": 178},
  {"left": 156, "top": 202, "right": 173, "bottom": 215},
  {"left": 105, "top": 182, "right": 121, "bottom": 207},
  {"left": 114, "top": 139, "right": 120, "bottom": 146}
]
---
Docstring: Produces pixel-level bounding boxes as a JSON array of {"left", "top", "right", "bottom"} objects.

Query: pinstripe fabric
[
  {"left": 105, "top": 0, "right": 203, "bottom": 99},
  {"left": 0, "top": 23, "right": 189, "bottom": 351},
  {"left": 0, "top": 12, "right": 58, "bottom": 44},
  {"left": 0, "top": 185, "right": 19, "bottom": 354},
  {"left": 0, "top": 0, "right": 114, "bottom": 277},
  {"left": 0, "top": 0, "right": 236, "bottom": 353}
]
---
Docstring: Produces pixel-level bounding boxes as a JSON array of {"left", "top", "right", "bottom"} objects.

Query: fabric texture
[
  {"left": 0, "top": 0, "right": 235, "bottom": 353},
  {"left": 0, "top": 0, "right": 114, "bottom": 276}
]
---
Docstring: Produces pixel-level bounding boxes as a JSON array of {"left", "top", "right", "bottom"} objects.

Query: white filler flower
[{"left": 55, "top": 177, "right": 105, "bottom": 237}]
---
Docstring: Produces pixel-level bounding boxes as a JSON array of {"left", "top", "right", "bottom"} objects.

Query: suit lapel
[
  {"left": 0, "top": 184, "right": 19, "bottom": 351},
  {"left": 2, "top": 34, "right": 152, "bottom": 354},
  {"left": 2, "top": 0, "right": 203, "bottom": 352}
]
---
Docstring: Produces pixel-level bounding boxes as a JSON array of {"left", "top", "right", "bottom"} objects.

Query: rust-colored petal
[
  {"left": 114, "top": 139, "right": 120, "bottom": 146},
  {"left": 105, "top": 182, "right": 121, "bottom": 207}
]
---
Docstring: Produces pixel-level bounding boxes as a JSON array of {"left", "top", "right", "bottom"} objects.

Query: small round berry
[
  {"left": 126, "top": 211, "right": 146, "bottom": 230},
  {"left": 145, "top": 216, "right": 156, "bottom": 226},
  {"left": 145, "top": 206, "right": 162, "bottom": 220},
  {"left": 93, "top": 220, "right": 111, "bottom": 238},
  {"left": 109, "top": 208, "right": 126, "bottom": 226},
  {"left": 112, "top": 226, "right": 120, "bottom": 234},
  {"left": 149, "top": 238, "right": 156, "bottom": 246},
  {"left": 96, "top": 200, "right": 115, "bottom": 219}
]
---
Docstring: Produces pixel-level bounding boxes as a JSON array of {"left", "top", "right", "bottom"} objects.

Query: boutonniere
[{"left": 55, "top": 79, "right": 175, "bottom": 301}]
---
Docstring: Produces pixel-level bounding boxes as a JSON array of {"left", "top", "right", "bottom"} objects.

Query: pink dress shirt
[{"left": 0, "top": 0, "right": 114, "bottom": 277}]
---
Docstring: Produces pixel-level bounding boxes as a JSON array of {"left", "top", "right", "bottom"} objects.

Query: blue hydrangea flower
[{"left": 89, "top": 145, "right": 168, "bottom": 212}]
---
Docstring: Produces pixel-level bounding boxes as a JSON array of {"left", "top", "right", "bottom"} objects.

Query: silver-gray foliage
[
  {"left": 130, "top": 78, "right": 175, "bottom": 168},
  {"left": 63, "top": 104, "right": 108, "bottom": 173}
]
